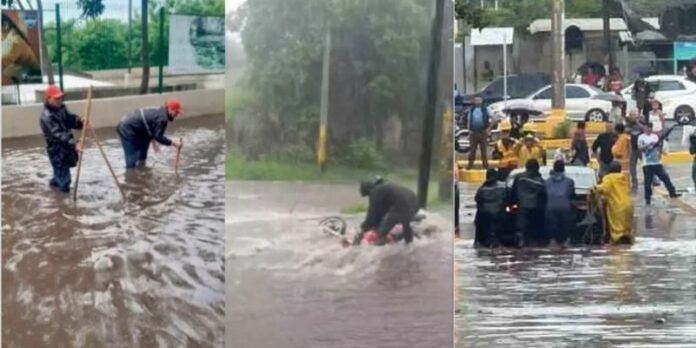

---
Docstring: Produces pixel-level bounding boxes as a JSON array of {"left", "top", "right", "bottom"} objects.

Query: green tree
[
  {"left": 238, "top": 0, "right": 433, "bottom": 156},
  {"left": 69, "top": 19, "right": 128, "bottom": 70},
  {"left": 77, "top": 0, "right": 105, "bottom": 18}
]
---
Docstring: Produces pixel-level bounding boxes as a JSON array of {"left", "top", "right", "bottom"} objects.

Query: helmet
[{"left": 359, "top": 175, "right": 384, "bottom": 197}]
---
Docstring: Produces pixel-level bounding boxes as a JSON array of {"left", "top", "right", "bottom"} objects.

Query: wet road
[
  {"left": 455, "top": 163, "right": 696, "bottom": 347},
  {"left": 226, "top": 181, "right": 453, "bottom": 348},
  {"left": 2, "top": 115, "right": 225, "bottom": 348}
]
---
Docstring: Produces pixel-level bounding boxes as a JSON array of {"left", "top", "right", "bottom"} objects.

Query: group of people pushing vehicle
[{"left": 464, "top": 92, "right": 696, "bottom": 249}]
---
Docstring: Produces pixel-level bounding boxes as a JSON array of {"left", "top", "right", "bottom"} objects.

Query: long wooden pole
[
  {"left": 73, "top": 86, "right": 93, "bottom": 201},
  {"left": 87, "top": 126, "right": 127, "bottom": 201},
  {"left": 174, "top": 137, "right": 182, "bottom": 174}
]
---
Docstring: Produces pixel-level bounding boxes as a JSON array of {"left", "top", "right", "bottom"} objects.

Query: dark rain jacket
[
  {"left": 117, "top": 106, "right": 173, "bottom": 146},
  {"left": 39, "top": 103, "right": 83, "bottom": 168},
  {"left": 475, "top": 179, "right": 507, "bottom": 215},
  {"left": 361, "top": 183, "right": 419, "bottom": 231},
  {"left": 545, "top": 172, "right": 575, "bottom": 212},
  {"left": 510, "top": 171, "right": 547, "bottom": 210}
]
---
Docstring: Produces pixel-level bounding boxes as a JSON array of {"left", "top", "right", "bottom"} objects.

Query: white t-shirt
[
  {"left": 638, "top": 133, "right": 661, "bottom": 166},
  {"left": 649, "top": 111, "right": 664, "bottom": 132}
]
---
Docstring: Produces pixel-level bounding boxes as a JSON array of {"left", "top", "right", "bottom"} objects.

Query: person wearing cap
[
  {"left": 591, "top": 161, "right": 634, "bottom": 244},
  {"left": 116, "top": 99, "right": 183, "bottom": 169},
  {"left": 493, "top": 120, "right": 519, "bottom": 180},
  {"left": 474, "top": 168, "right": 507, "bottom": 248},
  {"left": 354, "top": 177, "right": 419, "bottom": 246},
  {"left": 513, "top": 133, "right": 546, "bottom": 168},
  {"left": 509, "top": 159, "right": 548, "bottom": 247},
  {"left": 638, "top": 122, "right": 680, "bottom": 205},
  {"left": 544, "top": 160, "right": 576, "bottom": 246},
  {"left": 39, "top": 85, "right": 88, "bottom": 193}
]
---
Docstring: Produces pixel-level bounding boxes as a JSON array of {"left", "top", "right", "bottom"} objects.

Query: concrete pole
[{"left": 548, "top": 0, "right": 565, "bottom": 137}]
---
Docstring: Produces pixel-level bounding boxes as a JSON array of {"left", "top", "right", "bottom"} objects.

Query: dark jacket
[
  {"left": 117, "top": 106, "right": 173, "bottom": 145},
  {"left": 510, "top": 171, "right": 547, "bottom": 210},
  {"left": 361, "top": 183, "right": 419, "bottom": 231},
  {"left": 475, "top": 179, "right": 507, "bottom": 215},
  {"left": 545, "top": 172, "right": 575, "bottom": 211},
  {"left": 571, "top": 132, "right": 590, "bottom": 165},
  {"left": 39, "top": 103, "right": 83, "bottom": 168},
  {"left": 690, "top": 134, "right": 696, "bottom": 155},
  {"left": 633, "top": 82, "right": 652, "bottom": 109},
  {"left": 465, "top": 105, "right": 491, "bottom": 132},
  {"left": 592, "top": 132, "right": 616, "bottom": 164}
]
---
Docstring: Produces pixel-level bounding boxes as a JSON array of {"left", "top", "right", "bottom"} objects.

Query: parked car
[
  {"left": 462, "top": 73, "right": 551, "bottom": 108},
  {"left": 488, "top": 84, "right": 614, "bottom": 122},
  {"left": 497, "top": 166, "right": 604, "bottom": 246},
  {"left": 621, "top": 75, "right": 696, "bottom": 121}
]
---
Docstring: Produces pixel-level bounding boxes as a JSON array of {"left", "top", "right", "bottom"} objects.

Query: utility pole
[
  {"left": 602, "top": 0, "right": 614, "bottom": 79},
  {"left": 547, "top": 0, "right": 565, "bottom": 137},
  {"left": 128, "top": 0, "right": 132, "bottom": 73},
  {"left": 317, "top": 28, "right": 331, "bottom": 172},
  {"left": 417, "top": 0, "right": 444, "bottom": 208}
]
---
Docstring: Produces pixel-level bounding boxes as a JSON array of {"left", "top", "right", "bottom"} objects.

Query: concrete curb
[{"left": 2, "top": 89, "right": 224, "bottom": 139}]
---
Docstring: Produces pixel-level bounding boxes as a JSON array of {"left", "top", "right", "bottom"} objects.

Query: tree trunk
[
  {"left": 139, "top": 0, "right": 150, "bottom": 94},
  {"left": 36, "top": 0, "right": 54, "bottom": 84}
]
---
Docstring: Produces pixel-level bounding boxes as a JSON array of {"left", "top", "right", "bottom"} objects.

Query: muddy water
[
  {"left": 2, "top": 115, "right": 225, "bottom": 348},
  {"left": 456, "top": 178, "right": 696, "bottom": 348},
  {"left": 226, "top": 181, "right": 453, "bottom": 348}
]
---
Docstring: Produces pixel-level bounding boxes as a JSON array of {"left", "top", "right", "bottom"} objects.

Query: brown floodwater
[
  {"left": 456, "top": 170, "right": 696, "bottom": 348},
  {"left": 226, "top": 181, "right": 453, "bottom": 348},
  {"left": 2, "top": 115, "right": 225, "bottom": 348}
]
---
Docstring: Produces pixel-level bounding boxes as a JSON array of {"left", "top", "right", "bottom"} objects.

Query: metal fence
[{"left": 2, "top": 1, "right": 224, "bottom": 105}]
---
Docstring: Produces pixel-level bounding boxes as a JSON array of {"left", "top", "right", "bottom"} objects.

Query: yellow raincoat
[
  {"left": 593, "top": 172, "right": 634, "bottom": 243},
  {"left": 612, "top": 133, "right": 632, "bottom": 176},
  {"left": 496, "top": 138, "right": 519, "bottom": 169},
  {"left": 514, "top": 141, "right": 545, "bottom": 166}
]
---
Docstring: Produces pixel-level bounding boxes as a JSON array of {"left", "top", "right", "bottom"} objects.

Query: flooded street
[
  {"left": 2, "top": 115, "right": 225, "bottom": 348},
  {"left": 226, "top": 181, "right": 453, "bottom": 348},
  {"left": 455, "top": 163, "right": 696, "bottom": 347}
]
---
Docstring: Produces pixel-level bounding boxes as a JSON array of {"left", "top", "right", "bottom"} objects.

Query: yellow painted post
[{"left": 318, "top": 29, "right": 331, "bottom": 172}]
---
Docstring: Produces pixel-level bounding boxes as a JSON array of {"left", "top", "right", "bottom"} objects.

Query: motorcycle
[{"left": 319, "top": 213, "right": 428, "bottom": 247}]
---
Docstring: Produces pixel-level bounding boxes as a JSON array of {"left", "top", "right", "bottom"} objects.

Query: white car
[
  {"left": 621, "top": 75, "right": 696, "bottom": 121},
  {"left": 488, "top": 84, "right": 613, "bottom": 122}
]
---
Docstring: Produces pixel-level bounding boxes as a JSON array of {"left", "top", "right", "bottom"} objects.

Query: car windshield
[
  {"left": 588, "top": 86, "right": 605, "bottom": 94},
  {"left": 506, "top": 167, "right": 596, "bottom": 190}
]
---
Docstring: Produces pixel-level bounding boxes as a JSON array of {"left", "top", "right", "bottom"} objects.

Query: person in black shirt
[{"left": 592, "top": 122, "right": 616, "bottom": 179}]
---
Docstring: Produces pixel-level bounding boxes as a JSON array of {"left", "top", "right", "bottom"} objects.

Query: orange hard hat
[
  {"left": 45, "top": 85, "right": 64, "bottom": 99},
  {"left": 166, "top": 98, "right": 182, "bottom": 113}
]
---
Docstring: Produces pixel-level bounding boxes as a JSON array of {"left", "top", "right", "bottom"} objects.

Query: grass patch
[
  {"left": 227, "top": 151, "right": 400, "bottom": 182},
  {"left": 340, "top": 202, "right": 368, "bottom": 214}
]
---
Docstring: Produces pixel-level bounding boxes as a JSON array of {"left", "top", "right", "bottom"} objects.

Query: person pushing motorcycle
[{"left": 354, "top": 177, "right": 419, "bottom": 246}]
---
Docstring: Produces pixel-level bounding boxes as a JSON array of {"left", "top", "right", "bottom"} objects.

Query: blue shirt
[{"left": 471, "top": 107, "right": 485, "bottom": 131}]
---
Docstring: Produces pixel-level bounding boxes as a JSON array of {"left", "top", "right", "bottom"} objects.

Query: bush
[
  {"left": 337, "top": 140, "right": 385, "bottom": 170},
  {"left": 553, "top": 120, "right": 574, "bottom": 139}
]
